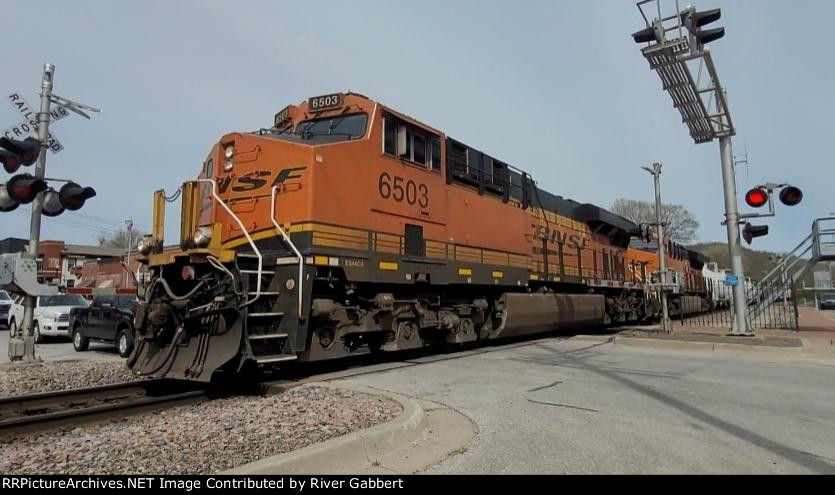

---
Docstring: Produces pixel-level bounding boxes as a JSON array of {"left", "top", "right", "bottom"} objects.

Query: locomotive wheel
[
  {"left": 381, "top": 321, "right": 423, "bottom": 352},
  {"left": 301, "top": 325, "right": 349, "bottom": 361}
]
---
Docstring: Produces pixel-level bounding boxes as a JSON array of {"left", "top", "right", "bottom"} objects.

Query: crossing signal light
[
  {"left": 41, "top": 188, "right": 64, "bottom": 217},
  {"left": 742, "top": 222, "right": 769, "bottom": 245},
  {"left": 0, "top": 176, "right": 95, "bottom": 216},
  {"left": 41, "top": 182, "right": 97, "bottom": 217},
  {"left": 6, "top": 174, "right": 47, "bottom": 203},
  {"left": 0, "top": 137, "right": 41, "bottom": 173},
  {"left": 0, "top": 184, "right": 18, "bottom": 212},
  {"left": 632, "top": 21, "right": 664, "bottom": 44},
  {"left": 681, "top": 8, "right": 725, "bottom": 48},
  {"left": 56, "top": 181, "right": 96, "bottom": 211},
  {"left": 779, "top": 186, "right": 803, "bottom": 206},
  {"left": 745, "top": 188, "right": 768, "bottom": 208}
]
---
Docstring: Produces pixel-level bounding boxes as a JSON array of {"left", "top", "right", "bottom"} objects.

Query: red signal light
[
  {"left": 779, "top": 186, "right": 803, "bottom": 206},
  {"left": 6, "top": 174, "right": 47, "bottom": 204},
  {"left": 744, "top": 188, "right": 768, "bottom": 208},
  {"left": 11, "top": 184, "right": 31, "bottom": 198}
]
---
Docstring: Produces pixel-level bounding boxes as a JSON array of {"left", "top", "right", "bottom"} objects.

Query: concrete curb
[
  {"left": 223, "top": 382, "right": 427, "bottom": 475},
  {"left": 570, "top": 334, "right": 832, "bottom": 359}
]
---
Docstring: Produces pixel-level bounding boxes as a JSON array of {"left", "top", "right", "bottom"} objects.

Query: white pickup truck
[{"left": 8, "top": 294, "right": 90, "bottom": 342}]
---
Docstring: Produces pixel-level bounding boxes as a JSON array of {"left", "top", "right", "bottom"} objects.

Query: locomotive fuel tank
[{"left": 489, "top": 292, "right": 605, "bottom": 339}]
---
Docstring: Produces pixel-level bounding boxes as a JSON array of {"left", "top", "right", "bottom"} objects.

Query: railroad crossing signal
[
  {"left": 745, "top": 188, "right": 769, "bottom": 209},
  {"left": 681, "top": 7, "right": 725, "bottom": 52},
  {"left": 779, "top": 186, "right": 803, "bottom": 206},
  {"left": 742, "top": 223, "right": 769, "bottom": 245},
  {"left": 0, "top": 136, "right": 40, "bottom": 173},
  {"left": 41, "top": 182, "right": 96, "bottom": 217},
  {"left": 4, "top": 63, "right": 102, "bottom": 365},
  {"left": 0, "top": 174, "right": 47, "bottom": 212},
  {"left": 742, "top": 184, "right": 804, "bottom": 211},
  {"left": 739, "top": 183, "right": 804, "bottom": 244}
]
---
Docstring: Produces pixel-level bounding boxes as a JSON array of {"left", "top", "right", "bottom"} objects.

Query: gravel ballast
[
  {"left": 0, "top": 361, "right": 142, "bottom": 397},
  {"left": 1, "top": 386, "right": 402, "bottom": 475}
]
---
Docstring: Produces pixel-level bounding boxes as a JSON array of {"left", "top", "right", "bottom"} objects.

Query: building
[
  {"left": 78, "top": 257, "right": 150, "bottom": 290},
  {"left": 36, "top": 241, "right": 125, "bottom": 288},
  {"left": 0, "top": 237, "right": 126, "bottom": 288},
  {"left": 0, "top": 237, "right": 28, "bottom": 254}
]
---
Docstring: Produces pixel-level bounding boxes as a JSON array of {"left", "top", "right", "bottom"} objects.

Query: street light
[
  {"left": 632, "top": 1, "right": 751, "bottom": 336},
  {"left": 642, "top": 163, "right": 671, "bottom": 333}
]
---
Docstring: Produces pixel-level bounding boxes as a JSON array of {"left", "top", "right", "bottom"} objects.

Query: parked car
[
  {"left": 8, "top": 294, "right": 90, "bottom": 342},
  {"left": 819, "top": 293, "right": 835, "bottom": 310},
  {"left": 70, "top": 294, "right": 138, "bottom": 358},
  {"left": 0, "top": 290, "right": 12, "bottom": 329}
]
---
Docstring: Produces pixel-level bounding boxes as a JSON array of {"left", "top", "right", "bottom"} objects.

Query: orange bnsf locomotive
[{"left": 130, "top": 92, "right": 709, "bottom": 381}]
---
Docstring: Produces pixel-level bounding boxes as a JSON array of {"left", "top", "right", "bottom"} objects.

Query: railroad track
[{"left": 0, "top": 379, "right": 209, "bottom": 437}]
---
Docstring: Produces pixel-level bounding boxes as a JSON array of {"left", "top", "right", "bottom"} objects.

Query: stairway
[
  {"left": 236, "top": 252, "right": 297, "bottom": 364},
  {"left": 747, "top": 218, "right": 835, "bottom": 326}
]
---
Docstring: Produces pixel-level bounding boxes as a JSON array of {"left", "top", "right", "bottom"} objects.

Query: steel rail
[{"left": 0, "top": 379, "right": 208, "bottom": 436}]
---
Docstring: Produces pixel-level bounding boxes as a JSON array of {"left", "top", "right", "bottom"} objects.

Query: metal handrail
[
  {"left": 271, "top": 186, "right": 304, "bottom": 319},
  {"left": 196, "top": 179, "right": 263, "bottom": 306},
  {"left": 748, "top": 217, "right": 835, "bottom": 324}
]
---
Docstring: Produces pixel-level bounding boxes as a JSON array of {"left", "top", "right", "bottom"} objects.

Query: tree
[
  {"left": 97, "top": 228, "right": 144, "bottom": 250},
  {"left": 611, "top": 198, "right": 699, "bottom": 243}
]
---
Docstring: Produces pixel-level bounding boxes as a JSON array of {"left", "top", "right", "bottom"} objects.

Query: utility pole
[
  {"left": 9, "top": 64, "right": 55, "bottom": 362},
  {"left": 643, "top": 163, "right": 670, "bottom": 333}
]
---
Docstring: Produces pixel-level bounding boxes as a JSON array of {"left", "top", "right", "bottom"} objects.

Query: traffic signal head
[
  {"left": 58, "top": 181, "right": 96, "bottom": 211},
  {"left": 0, "top": 184, "right": 18, "bottom": 212},
  {"left": 5, "top": 174, "right": 47, "bottom": 204},
  {"left": 632, "top": 20, "right": 664, "bottom": 44},
  {"left": 779, "top": 186, "right": 803, "bottom": 206},
  {"left": 742, "top": 222, "right": 769, "bottom": 245},
  {"left": 41, "top": 188, "right": 64, "bottom": 217},
  {"left": 0, "top": 137, "right": 41, "bottom": 173},
  {"left": 681, "top": 8, "right": 725, "bottom": 48},
  {"left": 745, "top": 188, "right": 769, "bottom": 208}
]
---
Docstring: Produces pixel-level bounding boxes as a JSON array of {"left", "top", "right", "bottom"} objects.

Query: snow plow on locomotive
[{"left": 129, "top": 92, "right": 712, "bottom": 382}]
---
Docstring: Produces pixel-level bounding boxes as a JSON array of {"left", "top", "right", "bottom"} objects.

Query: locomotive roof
[{"left": 278, "top": 92, "right": 642, "bottom": 244}]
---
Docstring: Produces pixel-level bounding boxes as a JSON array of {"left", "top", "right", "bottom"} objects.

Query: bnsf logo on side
[
  {"left": 535, "top": 225, "right": 590, "bottom": 250},
  {"left": 217, "top": 167, "right": 306, "bottom": 194}
]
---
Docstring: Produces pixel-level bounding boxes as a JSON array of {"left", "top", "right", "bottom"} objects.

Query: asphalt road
[
  {"left": 337, "top": 337, "right": 835, "bottom": 474},
  {"left": 0, "top": 327, "right": 123, "bottom": 364}
]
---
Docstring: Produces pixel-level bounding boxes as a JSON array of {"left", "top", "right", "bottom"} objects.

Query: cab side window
[{"left": 383, "top": 115, "right": 441, "bottom": 172}]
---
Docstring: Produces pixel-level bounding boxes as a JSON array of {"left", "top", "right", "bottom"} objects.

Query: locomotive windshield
[{"left": 296, "top": 113, "right": 367, "bottom": 140}]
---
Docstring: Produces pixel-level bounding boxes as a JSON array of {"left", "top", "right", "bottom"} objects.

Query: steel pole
[
  {"left": 126, "top": 220, "right": 132, "bottom": 289},
  {"left": 8, "top": 64, "right": 55, "bottom": 362},
  {"left": 651, "top": 163, "right": 671, "bottom": 333},
  {"left": 719, "top": 135, "right": 751, "bottom": 335}
]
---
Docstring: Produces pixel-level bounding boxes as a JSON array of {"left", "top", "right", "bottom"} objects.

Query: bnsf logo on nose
[{"left": 217, "top": 167, "right": 306, "bottom": 193}]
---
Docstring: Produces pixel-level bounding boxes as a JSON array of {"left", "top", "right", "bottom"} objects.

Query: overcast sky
[{"left": 2, "top": 0, "right": 833, "bottom": 253}]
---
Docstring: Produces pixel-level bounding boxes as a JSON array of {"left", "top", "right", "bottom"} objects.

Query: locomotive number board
[
  {"left": 308, "top": 93, "right": 343, "bottom": 112},
  {"left": 274, "top": 105, "right": 292, "bottom": 127}
]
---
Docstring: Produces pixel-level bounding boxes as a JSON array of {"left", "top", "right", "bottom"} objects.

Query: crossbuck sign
[{"left": 3, "top": 93, "right": 68, "bottom": 154}]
